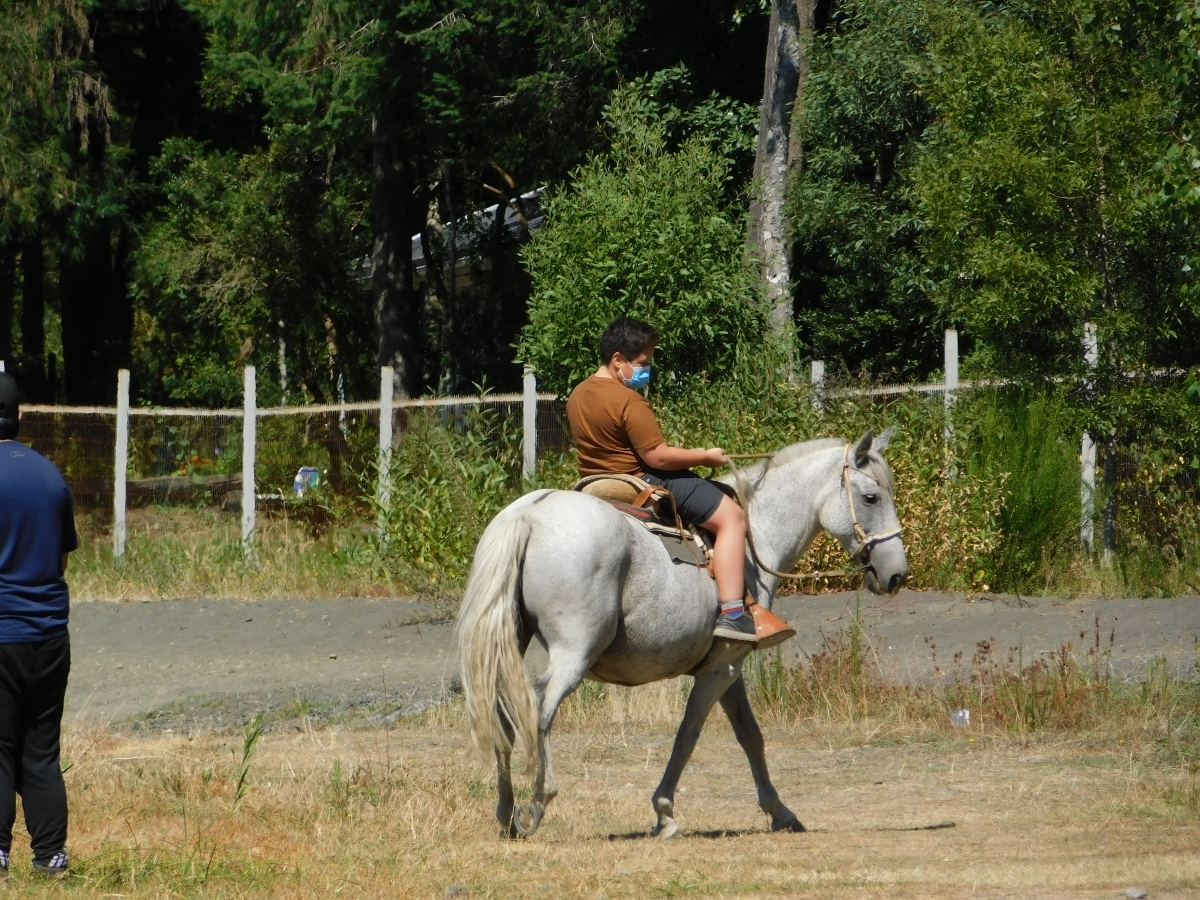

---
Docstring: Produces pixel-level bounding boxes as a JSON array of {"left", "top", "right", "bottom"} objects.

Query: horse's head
[{"left": 820, "top": 428, "right": 908, "bottom": 596}]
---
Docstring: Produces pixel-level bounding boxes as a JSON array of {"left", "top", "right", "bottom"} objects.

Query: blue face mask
[{"left": 622, "top": 365, "right": 652, "bottom": 389}]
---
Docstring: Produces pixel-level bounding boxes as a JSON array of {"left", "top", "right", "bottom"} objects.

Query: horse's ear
[
  {"left": 853, "top": 430, "right": 874, "bottom": 467},
  {"left": 872, "top": 426, "right": 895, "bottom": 454}
]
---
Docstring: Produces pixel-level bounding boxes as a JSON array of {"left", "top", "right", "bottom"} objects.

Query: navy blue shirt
[{"left": 0, "top": 442, "right": 77, "bottom": 642}]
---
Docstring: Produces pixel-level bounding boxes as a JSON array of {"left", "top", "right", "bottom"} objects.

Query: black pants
[{"left": 0, "top": 632, "right": 70, "bottom": 861}]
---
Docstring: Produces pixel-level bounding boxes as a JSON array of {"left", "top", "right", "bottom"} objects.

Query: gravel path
[{"left": 63, "top": 590, "right": 1199, "bottom": 729}]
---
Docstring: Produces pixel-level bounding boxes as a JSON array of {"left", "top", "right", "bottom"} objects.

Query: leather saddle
[
  {"left": 573, "top": 474, "right": 712, "bottom": 570},
  {"left": 571, "top": 473, "right": 796, "bottom": 649}
]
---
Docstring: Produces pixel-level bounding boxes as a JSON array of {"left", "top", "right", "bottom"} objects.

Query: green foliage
[
  {"left": 789, "top": 0, "right": 939, "bottom": 379},
  {"left": 912, "top": 0, "right": 1200, "bottom": 395},
  {"left": 373, "top": 399, "right": 574, "bottom": 584},
  {"left": 652, "top": 358, "right": 1006, "bottom": 592},
  {"left": 0, "top": 0, "right": 107, "bottom": 239},
  {"left": 519, "top": 78, "right": 767, "bottom": 397},
  {"left": 135, "top": 137, "right": 372, "bottom": 405},
  {"left": 606, "top": 65, "right": 759, "bottom": 176},
  {"left": 234, "top": 712, "right": 265, "bottom": 804},
  {"left": 959, "top": 389, "right": 1081, "bottom": 591}
]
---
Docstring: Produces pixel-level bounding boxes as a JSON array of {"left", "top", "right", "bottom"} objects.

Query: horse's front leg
[
  {"left": 651, "top": 650, "right": 744, "bottom": 839},
  {"left": 718, "top": 674, "right": 805, "bottom": 832}
]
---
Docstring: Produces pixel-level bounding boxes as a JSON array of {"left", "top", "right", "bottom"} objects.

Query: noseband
[{"left": 728, "top": 443, "right": 903, "bottom": 581}]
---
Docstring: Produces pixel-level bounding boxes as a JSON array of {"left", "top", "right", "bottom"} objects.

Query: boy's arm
[
  {"left": 625, "top": 394, "right": 727, "bottom": 471},
  {"left": 641, "top": 442, "right": 727, "bottom": 471}
]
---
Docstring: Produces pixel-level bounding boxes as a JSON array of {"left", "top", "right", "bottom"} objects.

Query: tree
[
  {"left": 787, "top": 0, "right": 938, "bottom": 379},
  {"left": 0, "top": 0, "right": 109, "bottom": 399},
  {"left": 912, "top": 0, "right": 1200, "bottom": 553},
  {"left": 519, "top": 78, "right": 764, "bottom": 396}
]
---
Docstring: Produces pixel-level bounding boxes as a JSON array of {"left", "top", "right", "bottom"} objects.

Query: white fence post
[
  {"left": 377, "top": 366, "right": 393, "bottom": 535},
  {"left": 113, "top": 369, "right": 129, "bottom": 561},
  {"left": 241, "top": 365, "right": 256, "bottom": 555},
  {"left": 944, "top": 329, "right": 959, "bottom": 447},
  {"left": 1081, "top": 322, "right": 1098, "bottom": 550},
  {"left": 810, "top": 360, "right": 825, "bottom": 411},
  {"left": 523, "top": 367, "right": 537, "bottom": 481},
  {"left": 0, "top": 360, "right": 5, "bottom": 372}
]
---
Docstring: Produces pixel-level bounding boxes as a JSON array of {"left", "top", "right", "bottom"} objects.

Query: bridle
[{"left": 728, "top": 443, "right": 903, "bottom": 582}]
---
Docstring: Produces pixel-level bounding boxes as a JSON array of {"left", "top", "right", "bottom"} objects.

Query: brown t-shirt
[{"left": 566, "top": 375, "right": 666, "bottom": 476}]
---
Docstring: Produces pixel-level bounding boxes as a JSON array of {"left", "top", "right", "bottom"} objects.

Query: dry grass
[{"left": 2, "top": 690, "right": 1196, "bottom": 899}]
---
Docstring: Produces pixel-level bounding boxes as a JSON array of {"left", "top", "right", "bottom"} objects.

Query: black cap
[{"left": 0, "top": 372, "right": 19, "bottom": 418}]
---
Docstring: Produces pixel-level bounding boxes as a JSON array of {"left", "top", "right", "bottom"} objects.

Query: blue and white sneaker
[
  {"left": 0, "top": 847, "right": 9, "bottom": 875},
  {"left": 32, "top": 850, "right": 67, "bottom": 877}
]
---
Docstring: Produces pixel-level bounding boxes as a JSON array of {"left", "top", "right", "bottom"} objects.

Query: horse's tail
[{"left": 456, "top": 509, "right": 539, "bottom": 767}]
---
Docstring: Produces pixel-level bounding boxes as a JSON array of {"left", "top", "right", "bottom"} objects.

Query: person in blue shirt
[{"left": 0, "top": 372, "right": 75, "bottom": 877}]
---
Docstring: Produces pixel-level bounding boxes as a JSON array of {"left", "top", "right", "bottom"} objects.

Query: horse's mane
[{"left": 722, "top": 436, "right": 895, "bottom": 501}]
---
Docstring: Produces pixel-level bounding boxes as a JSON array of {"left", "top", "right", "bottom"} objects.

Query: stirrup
[{"left": 746, "top": 601, "right": 796, "bottom": 650}]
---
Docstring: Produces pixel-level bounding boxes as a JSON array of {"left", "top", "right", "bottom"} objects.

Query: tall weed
[
  {"left": 746, "top": 612, "right": 1200, "bottom": 741},
  {"left": 373, "top": 399, "right": 574, "bottom": 586}
]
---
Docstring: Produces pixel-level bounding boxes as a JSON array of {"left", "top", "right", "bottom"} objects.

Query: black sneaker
[
  {"left": 713, "top": 613, "right": 758, "bottom": 643},
  {"left": 32, "top": 851, "right": 67, "bottom": 877}
]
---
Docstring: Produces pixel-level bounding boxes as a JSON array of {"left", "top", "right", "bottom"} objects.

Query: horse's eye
[{"left": 864, "top": 493, "right": 879, "bottom": 505}]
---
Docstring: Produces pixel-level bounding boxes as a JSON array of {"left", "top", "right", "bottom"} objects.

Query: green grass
[{"left": 69, "top": 506, "right": 399, "bottom": 600}]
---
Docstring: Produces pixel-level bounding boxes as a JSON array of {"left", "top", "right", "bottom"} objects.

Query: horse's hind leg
[
  {"left": 496, "top": 736, "right": 518, "bottom": 837},
  {"left": 495, "top": 633, "right": 531, "bottom": 837},
  {"left": 651, "top": 657, "right": 743, "bottom": 839},
  {"left": 718, "top": 675, "right": 805, "bottom": 832},
  {"left": 512, "top": 649, "right": 593, "bottom": 837}
]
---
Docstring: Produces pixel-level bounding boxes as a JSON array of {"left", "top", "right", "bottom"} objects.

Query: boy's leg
[
  {"left": 702, "top": 497, "right": 756, "bottom": 642},
  {"left": 701, "top": 496, "right": 747, "bottom": 606},
  {"left": 0, "top": 643, "right": 27, "bottom": 861},
  {"left": 21, "top": 634, "right": 69, "bottom": 867}
]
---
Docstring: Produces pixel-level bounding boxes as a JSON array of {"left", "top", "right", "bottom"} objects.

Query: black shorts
[{"left": 641, "top": 469, "right": 736, "bottom": 525}]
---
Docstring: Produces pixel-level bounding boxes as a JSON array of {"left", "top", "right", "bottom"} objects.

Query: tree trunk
[
  {"left": 371, "top": 115, "right": 423, "bottom": 399},
  {"left": 748, "top": 0, "right": 815, "bottom": 343},
  {"left": 442, "top": 170, "right": 459, "bottom": 392},
  {"left": 19, "top": 234, "right": 46, "bottom": 400},
  {"left": 0, "top": 243, "right": 14, "bottom": 365},
  {"left": 60, "top": 221, "right": 114, "bottom": 404}
]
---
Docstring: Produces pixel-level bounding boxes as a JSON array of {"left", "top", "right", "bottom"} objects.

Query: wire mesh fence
[
  {"left": 19, "top": 371, "right": 570, "bottom": 566},
  {"left": 17, "top": 342, "right": 1193, "bottom": 570},
  {"left": 20, "top": 410, "right": 117, "bottom": 511}
]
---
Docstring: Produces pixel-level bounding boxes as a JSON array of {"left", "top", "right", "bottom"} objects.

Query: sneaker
[
  {"left": 713, "top": 612, "right": 758, "bottom": 643},
  {"left": 0, "top": 847, "right": 9, "bottom": 876},
  {"left": 32, "top": 850, "right": 67, "bottom": 877}
]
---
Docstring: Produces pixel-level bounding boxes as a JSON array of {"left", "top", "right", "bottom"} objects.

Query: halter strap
[{"left": 840, "top": 442, "right": 904, "bottom": 560}]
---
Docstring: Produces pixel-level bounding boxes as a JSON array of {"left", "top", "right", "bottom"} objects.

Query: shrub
[
  {"left": 959, "top": 389, "right": 1081, "bottom": 592},
  {"left": 518, "top": 81, "right": 766, "bottom": 397}
]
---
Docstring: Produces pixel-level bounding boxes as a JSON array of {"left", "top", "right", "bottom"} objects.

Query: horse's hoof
[
  {"left": 771, "top": 816, "right": 806, "bottom": 833},
  {"left": 652, "top": 817, "right": 679, "bottom": 840},
  {"left": 512, "top": 801, "right": 544, "bottom": 837}
]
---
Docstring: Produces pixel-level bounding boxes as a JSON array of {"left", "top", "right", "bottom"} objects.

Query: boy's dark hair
[
  {"left": 0, "top": 417, "right": 17, "bottom": 440},
  {"left": 599, "top": 317, "right": 659, "bottom": 364}
]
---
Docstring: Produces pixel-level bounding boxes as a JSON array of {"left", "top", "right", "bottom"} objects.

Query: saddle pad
[{"left": 607, "top": 501, "right": 708, "bottom": 569}]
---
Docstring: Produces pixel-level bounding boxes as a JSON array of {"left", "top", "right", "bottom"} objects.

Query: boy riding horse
[{"left": 566, "top": 317, "right": 789, "bottom": 645}]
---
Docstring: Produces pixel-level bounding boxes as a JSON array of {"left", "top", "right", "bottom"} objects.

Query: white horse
[{"left": 457, "top": 429, "right": 908, "bottom": 838}]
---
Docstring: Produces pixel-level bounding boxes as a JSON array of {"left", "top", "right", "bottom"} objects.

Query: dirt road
[{"left": 64, "top": 589, "right": 1199, "bottom": 728}]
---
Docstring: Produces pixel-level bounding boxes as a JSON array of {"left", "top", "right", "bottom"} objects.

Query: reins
[{"left": 726, "top": 443, "right": 902, "bottom": 582}]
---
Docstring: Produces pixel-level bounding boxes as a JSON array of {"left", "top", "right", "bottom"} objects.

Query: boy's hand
[{"left": 702, "top": 448, "right": 729, "bottom": 467}]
